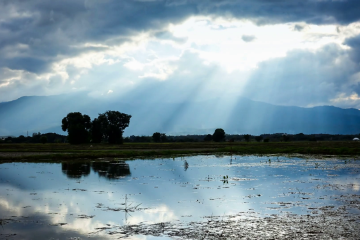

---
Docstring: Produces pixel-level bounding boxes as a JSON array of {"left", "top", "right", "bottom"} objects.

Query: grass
[{"left": 0, "top": 141, "right": 359, "bottom": 162}]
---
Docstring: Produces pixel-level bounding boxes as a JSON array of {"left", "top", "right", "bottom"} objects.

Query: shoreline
[{"left": 0, "top": 141, "right": 359, "bottom": 162}]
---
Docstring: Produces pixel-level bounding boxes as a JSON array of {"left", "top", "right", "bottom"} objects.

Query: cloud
[
  {"left": 242, "top": 43, "right": 360, "bottom": 108},
  {"left": 344, "top": 33, "right": 360, "bottom": 63},
  {"left": 1, "top": 0, "right": 359, "bottom": 75},
  {"left": 293, "top": 24, "right": 306, "bottom": 32},
  {"left": 242, "top": 35, "right": 256, "bottom": 42}
]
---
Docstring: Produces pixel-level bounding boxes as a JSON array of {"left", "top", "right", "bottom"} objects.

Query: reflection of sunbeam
[{"left": 332, "top": 173, "right": 360, "bottom": 191}]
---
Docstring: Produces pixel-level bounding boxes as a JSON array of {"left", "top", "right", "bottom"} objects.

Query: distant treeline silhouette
[
  {"left": 0, "top": 132, "right": 66, "bottom": 144},
  {"left": 1, "top": 114, "right": 359, "bottom": 145},
  {"left": 1, "top": 132, "right": 359, "bottom": 144},
  {"left": 124, "top": 133, "right": 359, "bottom": 143}
]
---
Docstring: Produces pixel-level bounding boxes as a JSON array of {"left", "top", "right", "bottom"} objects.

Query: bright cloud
[{"left": 168, "top": 18, "right": 360, "bottom": 72}]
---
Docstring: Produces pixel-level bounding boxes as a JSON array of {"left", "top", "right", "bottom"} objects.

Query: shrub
[{"left": 40, "top": 136, "right": 47, "bottom": 144}]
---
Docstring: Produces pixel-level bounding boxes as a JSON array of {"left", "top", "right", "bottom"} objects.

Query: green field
[{"left": 0, "top": 141, "right": 359, "bottom": 162}]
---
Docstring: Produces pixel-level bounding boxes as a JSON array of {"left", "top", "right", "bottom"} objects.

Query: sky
[{"left": 1, "top": 0, "right": 360, "bottom": 109}]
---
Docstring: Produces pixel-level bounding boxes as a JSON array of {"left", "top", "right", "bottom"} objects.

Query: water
[{"left": 0, "top": 155, "right": 359, "bottom": 239}]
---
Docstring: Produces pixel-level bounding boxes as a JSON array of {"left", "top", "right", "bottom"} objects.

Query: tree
[
  {"left": 244, "top": 134, "right": 251, "bottom": 142},
  {"left": 254, "top": 136, "right": 263, "bottom": 142},
  {"left": 282, "top": 134, "right": 290, "bottom": 142},
  {"left": 204, "top": 134, "right": 212, "bottom": 142},
  {"left": 212, "top": 128, "right": 225, "bottom": 142},
  {"left": 90, "top": 117, "right": 103, "bottom": 143},
  {"left": 152, "top": 132, "right": 161, "bottom": 142},
  {"left": 62, "top": 112, "right": 91, "bottom": 144},
  {"left": 18, "top": 135, "right": 26, "bottom": 143},
  {"left": 97, "top": 111, "right": 131, "bottom": 144},
  {"left": 40, "top": 135, "right": 47, "bottom": 144},
  {"left": 160, "top": 133, "right": 167, "bottom": 142}
]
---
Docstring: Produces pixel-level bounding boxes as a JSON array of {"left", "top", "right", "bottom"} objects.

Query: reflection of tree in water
[
  {"left": 61, "top": 161, "right": 131, "bottom": 180},
  {"left": 92, "top": 161, "right": 131, "bottom": 180},
  {"left": 184, "top": 160, "right": 189, "bottom": 171},
  {"left": 62, "top": 162, "right": 91, "bottom": 179}
]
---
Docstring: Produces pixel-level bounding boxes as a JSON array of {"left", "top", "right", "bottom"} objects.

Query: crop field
[{"left": 0, "top": 141, "right": 359, "bottom": 161}]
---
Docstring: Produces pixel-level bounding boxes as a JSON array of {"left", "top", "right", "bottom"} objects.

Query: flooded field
[{"left": 0, "top": 155, "right": 359, "bottom": 239}]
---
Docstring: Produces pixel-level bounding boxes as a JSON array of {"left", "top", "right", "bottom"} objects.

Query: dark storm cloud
[
  {"left": 0, "top": 0, "right": 359, "bottom": 75},
  {"left": 0, "top": 0, "right": 198, "bottom": 74},
  {"left": 3, "top": 57, "right": 49, "bottom": 73},
  {"left": 204, "top": 0, "right": 360, "bottom": 25},
  {"left": 344, "top": 34, "right": 360, "bottom": 63}
]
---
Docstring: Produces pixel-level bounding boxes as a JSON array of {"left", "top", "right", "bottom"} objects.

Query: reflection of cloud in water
[
  {"left": 0, "top": 197, "right": 109, "bottom": 239},
  {"left": 127, "top": 204, "right": 177, "bottom": 225},
  {"left": 331, "top": 173, "right": 360, "bottom": 191},
  {"left": 0, "top": 185, "right": 115, "bottom": 239}
]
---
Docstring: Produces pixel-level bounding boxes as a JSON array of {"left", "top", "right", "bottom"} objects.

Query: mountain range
[{"left": 1, "top": 93, "right": 360, "bottom": 136}]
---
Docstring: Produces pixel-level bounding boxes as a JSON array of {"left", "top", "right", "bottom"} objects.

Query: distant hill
[{"left": 1, "top": 93, "right": 360, "bottom": 136}]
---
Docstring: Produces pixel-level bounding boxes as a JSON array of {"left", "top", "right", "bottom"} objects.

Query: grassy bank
[{"left": 0, "top": 141, "right": 359, "bottom": 162}]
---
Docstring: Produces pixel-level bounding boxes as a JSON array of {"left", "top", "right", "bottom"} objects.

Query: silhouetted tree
[
  {"left": 160, "top": 133, "right": 167, "bottom": 142},
  {"left": 212, "top": 128, "right": 225, "bottom": 142},
  {"left": 91, "top": 117, "right": 103, "bottom": 143},
  {"left": 152, "top": 132, "right": 161, "bottom": 142},
  {"left": 97, "top": 111, "right": 131, "bottom": 144},
  {"left": 204, "top": 134, "right": 212, "bottom": 142},
  {"left": 62, "top": 112, "right": 91, "bottom": 144},
  {"left": 254, "top": 136, "right": 263, "bottom": 142},
  {"left": 40, "top": 136, "right": 47, "bottom": 144},
  {"left": 18, "top": 135, "right": 26, "bottom": 143},
  {"left": 282, "top": 134, "right": 290, "bottom": 142},
  {"left": 244, "top": 134, "right": 251, "bottom": 142}
]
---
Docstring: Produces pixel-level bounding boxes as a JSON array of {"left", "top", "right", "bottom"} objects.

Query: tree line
[
  {"left": 1, "top": 109, "right": 359, "bottom": 144},
  {"left": 0, "top": 132, "right": 66, "bottom": 144},
  {"left": 150, "top": 128, "right": 226, "bottom": 143}
]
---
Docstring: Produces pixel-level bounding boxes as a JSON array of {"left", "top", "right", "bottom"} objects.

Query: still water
[{"left": 0, "top": 155, "right": 359, "bottom": 239}]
